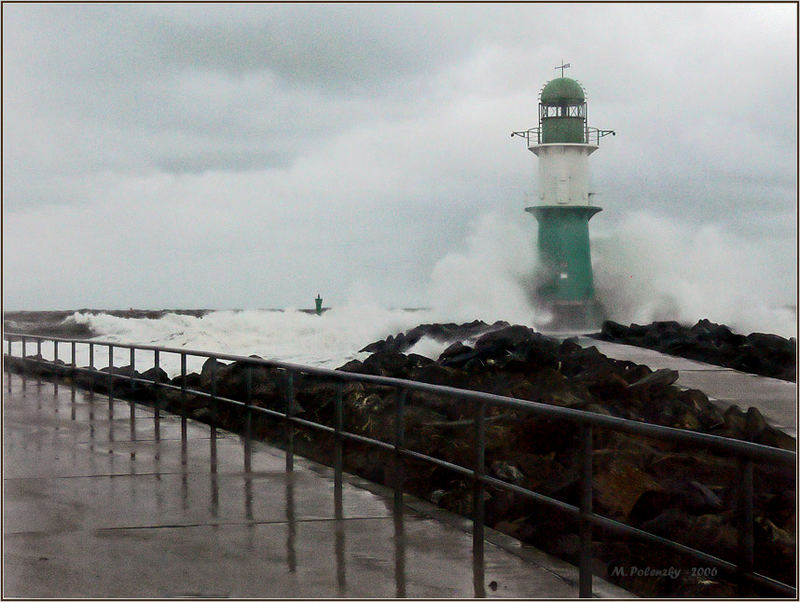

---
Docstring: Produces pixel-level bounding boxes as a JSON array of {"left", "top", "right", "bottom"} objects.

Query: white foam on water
[{"left": 57, "top": 302, "right": 434, "bottom": 376}]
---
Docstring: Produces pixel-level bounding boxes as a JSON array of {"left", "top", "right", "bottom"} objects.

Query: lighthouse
[{"left": 512, "top": 63, "right": 614, "bottom": 330}]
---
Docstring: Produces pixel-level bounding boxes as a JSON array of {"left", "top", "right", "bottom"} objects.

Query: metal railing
[
  {"left": 511, "top": 126, "right": 615, "bottom": 146},
  {"left": 3, "top": 332, "right": 796, "bottom": 598}
]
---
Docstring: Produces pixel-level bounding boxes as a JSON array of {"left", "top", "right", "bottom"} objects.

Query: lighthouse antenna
[{"left": 555, "top": 60, "right": 571, "bottom": 77}]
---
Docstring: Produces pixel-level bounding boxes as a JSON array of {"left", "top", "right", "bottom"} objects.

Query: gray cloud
[{"left": 3, "top": 3, "right": 796, "bottom": 310}]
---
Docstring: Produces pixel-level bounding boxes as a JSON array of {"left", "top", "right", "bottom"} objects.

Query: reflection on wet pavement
[{"left": 3, "top": 371, "right": 626, "bottom": 598}]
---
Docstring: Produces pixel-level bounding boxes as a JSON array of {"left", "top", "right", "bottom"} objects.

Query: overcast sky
[{"left": 3, "top": 3, "right": 796, "bottom": 311}]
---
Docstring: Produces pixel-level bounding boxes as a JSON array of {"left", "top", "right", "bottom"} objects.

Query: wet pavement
[
  {"left": 576, "top": 337, "right": 797, "bottom": 437},
  {"left": 3, "top": 372, "right": 632, "bottom": 598}
]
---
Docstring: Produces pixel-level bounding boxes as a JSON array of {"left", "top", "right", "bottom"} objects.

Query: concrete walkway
[
  {"left": 3, "top": 372, "right": 631, "bottom": 598},
  {"left": 576, "top": 337, "right": 797, "bottom": 437}
]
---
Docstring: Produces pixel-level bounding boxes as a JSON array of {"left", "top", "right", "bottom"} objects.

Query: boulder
[
  {"left": 593, "top": 455, "right": 663, "bottom": 519},
  {"left": 140, "top": 366, "right": 168, "bottom": 383},
  {"left": 361, "top": 352, "right": 411, "bottom": 378},
  {"left": 438, "top": 342, "right": 480, "bottom": 368},
  {"left": 626, "top": 368, "right": 679, "bottom": 390},
  {"left": 474, "top": 325, "right": 535, "bottom": 355},
  {"left": 171, "top": 372, "right": 202, "bottom": 389}
]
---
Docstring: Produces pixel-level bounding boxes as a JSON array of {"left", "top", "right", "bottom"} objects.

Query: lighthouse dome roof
[{"left": 540, "top": 77, "right": 585, "bottom": 104}]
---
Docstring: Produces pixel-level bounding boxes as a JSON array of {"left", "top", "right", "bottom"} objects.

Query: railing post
[
  {"left": 393, "top": 388, "right": 407, "bottom": 513},
  {"left": 51, "top": 339, "right": 57, "bottom": 394},
  {"left": 153, "top": 349, "right": 161, "bottom": 440},
  {"left": 334, "top": 381, "right": 344, "bottom": 515},
  {"left": 36, "top": 339, "right": 42, "bottom": 383},
  {"left": 20, "top": 337, "right": 27, "bottom": 391},
  {"left": 333, "top": 382, "right": 347, "bottom": 592},
  {"left": 88, "top": 342, "right": 95, "bottom": 393},
  {"left": 129, "top": 347, "right": 136, "bottom": 426},
  {"left": 6, "top": 338, "right": 11, "bottom": 393},
  {"left": 737, "top": 457, "right": 755, "bottom": 596},
  {"left": 108, "top": 344, "right": 114, "bottom": 413},
  {"left": 210, "top": 359, "right": 217, "bottom": 466},
  {"left": 180, "top": 353, "right": 187, "bottom": 441},
  {"left": 127, "top": 346, "right": 136, "bottom": 457},
  {"left": 579, "top": 424, "right": 594, "bottom": 598},
  {"left": 472, "top": 399, "right": 486, "bottom": 598},
  {"left": 70, "top": 341, "right": 76, "bottom": 410},
  {"left": 285, "top": 370, "right": 295, "bottom": 472},
  {"left": 244, "top": 363, "right": 252, "bottom": 473},
  {"left": 129, "top": 347, "right": 135, "bottom": 388}
]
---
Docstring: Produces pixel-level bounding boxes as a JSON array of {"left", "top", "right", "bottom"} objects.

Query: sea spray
[
  {"left": 424, "top": 208, "right": 797, "bottom": 338},
  {"left": 426, "top": 212, "right": 539, "bottom": 324},
  {"left": 43, "top": 209, "right": 795, "bottom": 375},
  {"left": 592, "top": 211, "right": 796, "bottom": 338}
]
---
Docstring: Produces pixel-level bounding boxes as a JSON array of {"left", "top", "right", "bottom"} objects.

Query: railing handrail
[
  {"left": 4, "top": 331, "right": 794, "bottom": 465},
  {"left": 4, "top": 331, "right": 797, "bottom": 597}
]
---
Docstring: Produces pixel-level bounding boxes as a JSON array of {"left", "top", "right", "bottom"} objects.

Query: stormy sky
[{"left": 3, "top": 3, "right": 796, "bottom": 311}]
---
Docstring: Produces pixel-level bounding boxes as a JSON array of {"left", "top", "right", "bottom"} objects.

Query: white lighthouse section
[{"left": 530, "top": 143, "right": 598, "bottom": 205}]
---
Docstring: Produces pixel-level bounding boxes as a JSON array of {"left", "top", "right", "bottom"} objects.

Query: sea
[{"left": 5, "top": 211, "right": 796, "bottom": 378}]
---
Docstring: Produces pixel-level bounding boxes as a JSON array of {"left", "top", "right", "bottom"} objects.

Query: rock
[
  {"left": 626, "top": 368, "right": 679, "bottom": 390},
  {"left": 756, "top": 424, "right": 796, "bottom": 451},
  {"left": 200, "top": 357, "right": 226, "bottom": 388},
  {"left": 721, "top": 405, "right": 747, "bottom": 438},
  {"left": 361, "top": 352, "right": 411, "bottom": 378},
  {"left": 99, "top": 364, "right": 139, "bottom": 378},
  {"left": 745, "top": 406, "right": 768, "bottom": 440},
  {"left": 490, "top": 460, "right": 526, "bottom": 485},
  {"left": 648, "top": 453, "right": 738, "bottom": 487},
  {"left": 593, "top": 456, "right": 663, "bottom": 519},
  {"left": 600, "top": 320, "right": 629, "bottom": 340},
  {"left": 406, "top": 353, "right": 435, "bottom": 369},
  {"left": 336, "top": 359, "right": 365, "bottom": 373},
  {"left": 439, "top": 341, "right": 472, "bottom": 361},
  {"left": 438, "top": 343, "right": 482, "bottom": 368},
  {"left": 412, "top": 363, "right": 463, "bottom": 387},
  {"left": 171, "top": 372, "right": 202, "bottom": 389},
  {"left": 690, "top": 513, "right": 738, "bottom": 560},
  {"left": 140, "top": 366, "right": 168, "bottom": 383},
  {"left": 474, "top": 325, "right": 535, "bottom": 355},
  {"left": 678, "top": 389, "right": 724, "bottom": 429},
  {"left": 628, "top": 490, "right": 680, "bottom": 526},
  {"left": 640, "top": 507, "right": 694, "bottom": 539}
]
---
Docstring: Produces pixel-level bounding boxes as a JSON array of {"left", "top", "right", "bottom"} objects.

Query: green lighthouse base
[{"left": 527, "top": 205, "right": 604, "bottom": 332}]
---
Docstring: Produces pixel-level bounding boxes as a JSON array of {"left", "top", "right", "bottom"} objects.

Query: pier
[{"left": 3, "top": 372, "right": 630, "bottom": 598}]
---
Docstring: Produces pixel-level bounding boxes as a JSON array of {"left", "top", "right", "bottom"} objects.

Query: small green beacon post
[{"left": 315, "top": 294, "right": 323, "bottom": 316}]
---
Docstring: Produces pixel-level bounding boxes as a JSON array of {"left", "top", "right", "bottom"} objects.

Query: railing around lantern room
[{"left": 511, "top": 126, "right": 615, "bottom": 147}]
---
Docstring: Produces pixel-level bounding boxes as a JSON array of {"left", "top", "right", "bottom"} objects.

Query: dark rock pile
[
  {"left": 6, "top": 322, "right": 795, "bottom": 597},
  {"left": 596, "top": 319, "right": 796, "bottom": 382},
  {"left": 357, "top": 319, "right": 511, "bottom": 354}
]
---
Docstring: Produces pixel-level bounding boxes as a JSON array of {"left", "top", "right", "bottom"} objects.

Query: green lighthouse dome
[{"left": 540, "top": 77, "right": 585, "bottom": 105}]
